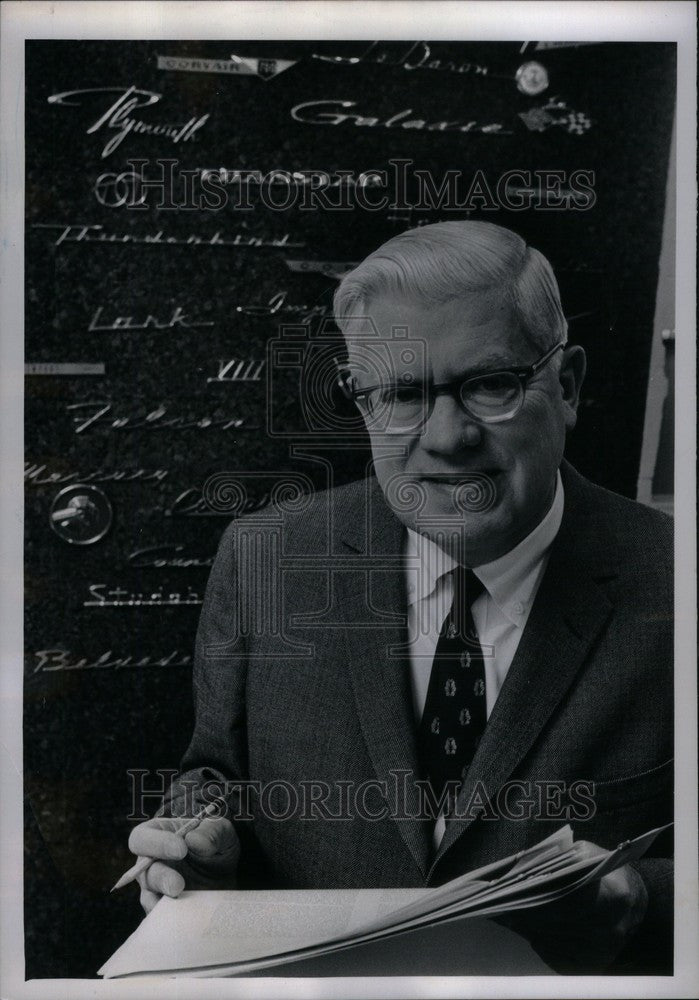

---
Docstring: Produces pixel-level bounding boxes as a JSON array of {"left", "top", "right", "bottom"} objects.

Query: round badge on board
[
  {"left": 49, "top": 484, "right": 113, "bottom": 545},
  {"left": 515, "top": 61, "right": 549, "bottom": 96}
]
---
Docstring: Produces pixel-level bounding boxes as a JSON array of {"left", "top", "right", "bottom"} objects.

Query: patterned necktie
[{"left": 418, "top": 567, "right": 487, "bottom": 818}]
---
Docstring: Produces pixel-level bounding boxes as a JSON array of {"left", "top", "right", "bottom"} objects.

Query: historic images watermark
[
  {"left": 127, "top": 769, "right": 597, "bottom": 824},
  {"left": 93, "top": 157, "right": 596, "bottom": 212}
]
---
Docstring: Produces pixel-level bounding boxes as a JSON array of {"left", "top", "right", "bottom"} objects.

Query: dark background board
[{"left": 24, "top": 40, "right": 675, "bottom": 978}]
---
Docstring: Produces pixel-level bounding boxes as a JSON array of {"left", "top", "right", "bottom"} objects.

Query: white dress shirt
[{"left": 403, "top": 472, "right": 565, "bottom": 847}]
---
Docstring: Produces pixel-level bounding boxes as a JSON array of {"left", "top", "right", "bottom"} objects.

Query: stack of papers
[{"left": 99, "top": 824, "right": 665, "bottom": 978}]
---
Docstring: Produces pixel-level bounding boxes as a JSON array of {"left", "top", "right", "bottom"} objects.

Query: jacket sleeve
[{"left": 161, "top": 521, "right": 250, "bottom": 818}]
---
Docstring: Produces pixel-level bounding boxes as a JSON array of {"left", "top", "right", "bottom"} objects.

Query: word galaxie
[{"left": 291, "top": 100, "right": 512, "bottom": 135}]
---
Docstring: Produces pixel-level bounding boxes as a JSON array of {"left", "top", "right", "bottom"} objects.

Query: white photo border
[{"left": 1, "top": 2, "right": 696, "bottom": 998}]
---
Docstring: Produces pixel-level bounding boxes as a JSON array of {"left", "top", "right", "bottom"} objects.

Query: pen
[{"left": 110, "top": 799, "right": 224, "bottom": 892}]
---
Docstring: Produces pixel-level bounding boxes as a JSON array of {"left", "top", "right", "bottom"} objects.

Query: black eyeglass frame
[{"left": 339, "top": 340, "right": 566, "bottom": 428}]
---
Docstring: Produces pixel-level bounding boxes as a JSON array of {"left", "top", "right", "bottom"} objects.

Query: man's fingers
[
  {"left": 139, "top": 884, "right": 161, "bottom": 914},
  {"left": 128, "top": 816, "right": 240, "bottom": 914},
  {"left": 128, "top": 824, "right": 189, "bottom": 862},
  {"left": 185, "top": 817, "right": 238, "bottom": 858},
  {"left": 136, "top": 867, "right": 169, "bottom": 915},
  {"left": 598, "top": 866, "right": 649, "bottom": 930},
  {"left": 497, "top": 860, "right": 648, "bottom": 972},
  {"left": 143, "top": 861, "right": 186, "bottom": 898}
]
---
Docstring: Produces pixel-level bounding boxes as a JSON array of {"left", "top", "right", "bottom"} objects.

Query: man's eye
[
  {"left": 380, "top": 386, "right": 422, "bottom": 405},
  {"left": 468, "top": 374, "right": 514, "bottom": 394}
]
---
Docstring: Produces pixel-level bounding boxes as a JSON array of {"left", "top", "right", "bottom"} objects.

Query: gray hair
[{"left": 333, "top": 221, "right": 567, "bottom": 352}]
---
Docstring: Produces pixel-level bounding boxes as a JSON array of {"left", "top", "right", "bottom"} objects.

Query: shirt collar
[
  {"left": 404, "top": 522, "right": 458, "bottom": 606},
  {"left": 404, "top": 471, "right": 565, "bottom": 626}
]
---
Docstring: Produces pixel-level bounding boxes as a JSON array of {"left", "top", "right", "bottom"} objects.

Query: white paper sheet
[{"left": 99, "top": 824, "right": 669, "bottom": 978}]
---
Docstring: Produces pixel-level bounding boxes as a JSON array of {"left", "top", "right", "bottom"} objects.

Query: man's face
[{"left": 347, "top": 289, "right": 583, "bottom": 566}]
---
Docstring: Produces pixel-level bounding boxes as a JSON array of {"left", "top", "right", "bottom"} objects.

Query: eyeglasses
[{"left": 339, "top": 341, "right": 565, "bottom": 433}]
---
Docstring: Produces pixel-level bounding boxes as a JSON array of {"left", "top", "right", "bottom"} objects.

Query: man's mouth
[
  {"left": 418, "top": 471, "right": 500, "bottom": 485},
  {"left": 415, "top": 472, "right": 501, "bottom": 513}
]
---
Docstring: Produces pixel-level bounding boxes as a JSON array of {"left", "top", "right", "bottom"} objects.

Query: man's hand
[
  {"left": 128, "top": 816, "right": 240, "bottom": 913},
  {"left": 498, "top": 842, "right": 649, "bottom": 973}
]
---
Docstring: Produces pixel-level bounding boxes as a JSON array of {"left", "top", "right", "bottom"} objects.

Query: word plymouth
[{"left": 47, "top": 85, "right": 208, "bottom": 158}]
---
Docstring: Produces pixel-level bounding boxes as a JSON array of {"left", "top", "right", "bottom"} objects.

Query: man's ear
[{"left": 559, "top": 345, "right": 586, "bottom": 430}]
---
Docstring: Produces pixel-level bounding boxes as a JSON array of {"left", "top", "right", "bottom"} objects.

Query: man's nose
[{"left": 419, "top": 395, "right": 482, "bottom": 453}]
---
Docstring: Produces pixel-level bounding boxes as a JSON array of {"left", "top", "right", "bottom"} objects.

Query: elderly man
[{"left": 127, "top": 222, "right": 672, "bottom": 973}]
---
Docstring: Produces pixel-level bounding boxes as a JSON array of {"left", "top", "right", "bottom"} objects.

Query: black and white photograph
[{"left": 1, "top": 2, "right": 696, "bottom": 997}]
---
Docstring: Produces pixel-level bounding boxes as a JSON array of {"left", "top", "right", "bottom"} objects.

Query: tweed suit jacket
[{"left": 167, "top": 460, "right": 673, "bottom": 971}]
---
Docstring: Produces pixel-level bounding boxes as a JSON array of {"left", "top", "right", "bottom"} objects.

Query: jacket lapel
[
  {"left": 430, "top": 464, "right": 620, "bottom": 874},
  {"left": 331, "top": 466, "right": 622, "bottom": 881},
  {"left": 334, "top": 477, "right": 432, "bottom": 879}
]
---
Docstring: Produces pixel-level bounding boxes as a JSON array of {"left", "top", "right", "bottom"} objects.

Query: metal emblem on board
[
  {"left": 515, "top": 61, "right": 549, "bottom": 96},
  {"left": 49, "top": 485, "right": 113, "bottom": 545},
  {"left": 156, "top": 54, "right": 297, "bottom": 80},
  {"left": 230, "top": 54, "right": 297, "bottom": 79}
]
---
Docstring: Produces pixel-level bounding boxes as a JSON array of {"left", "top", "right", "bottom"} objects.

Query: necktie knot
[{"left": 453, "top": 566, "right": 485, "bottom": 606}]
